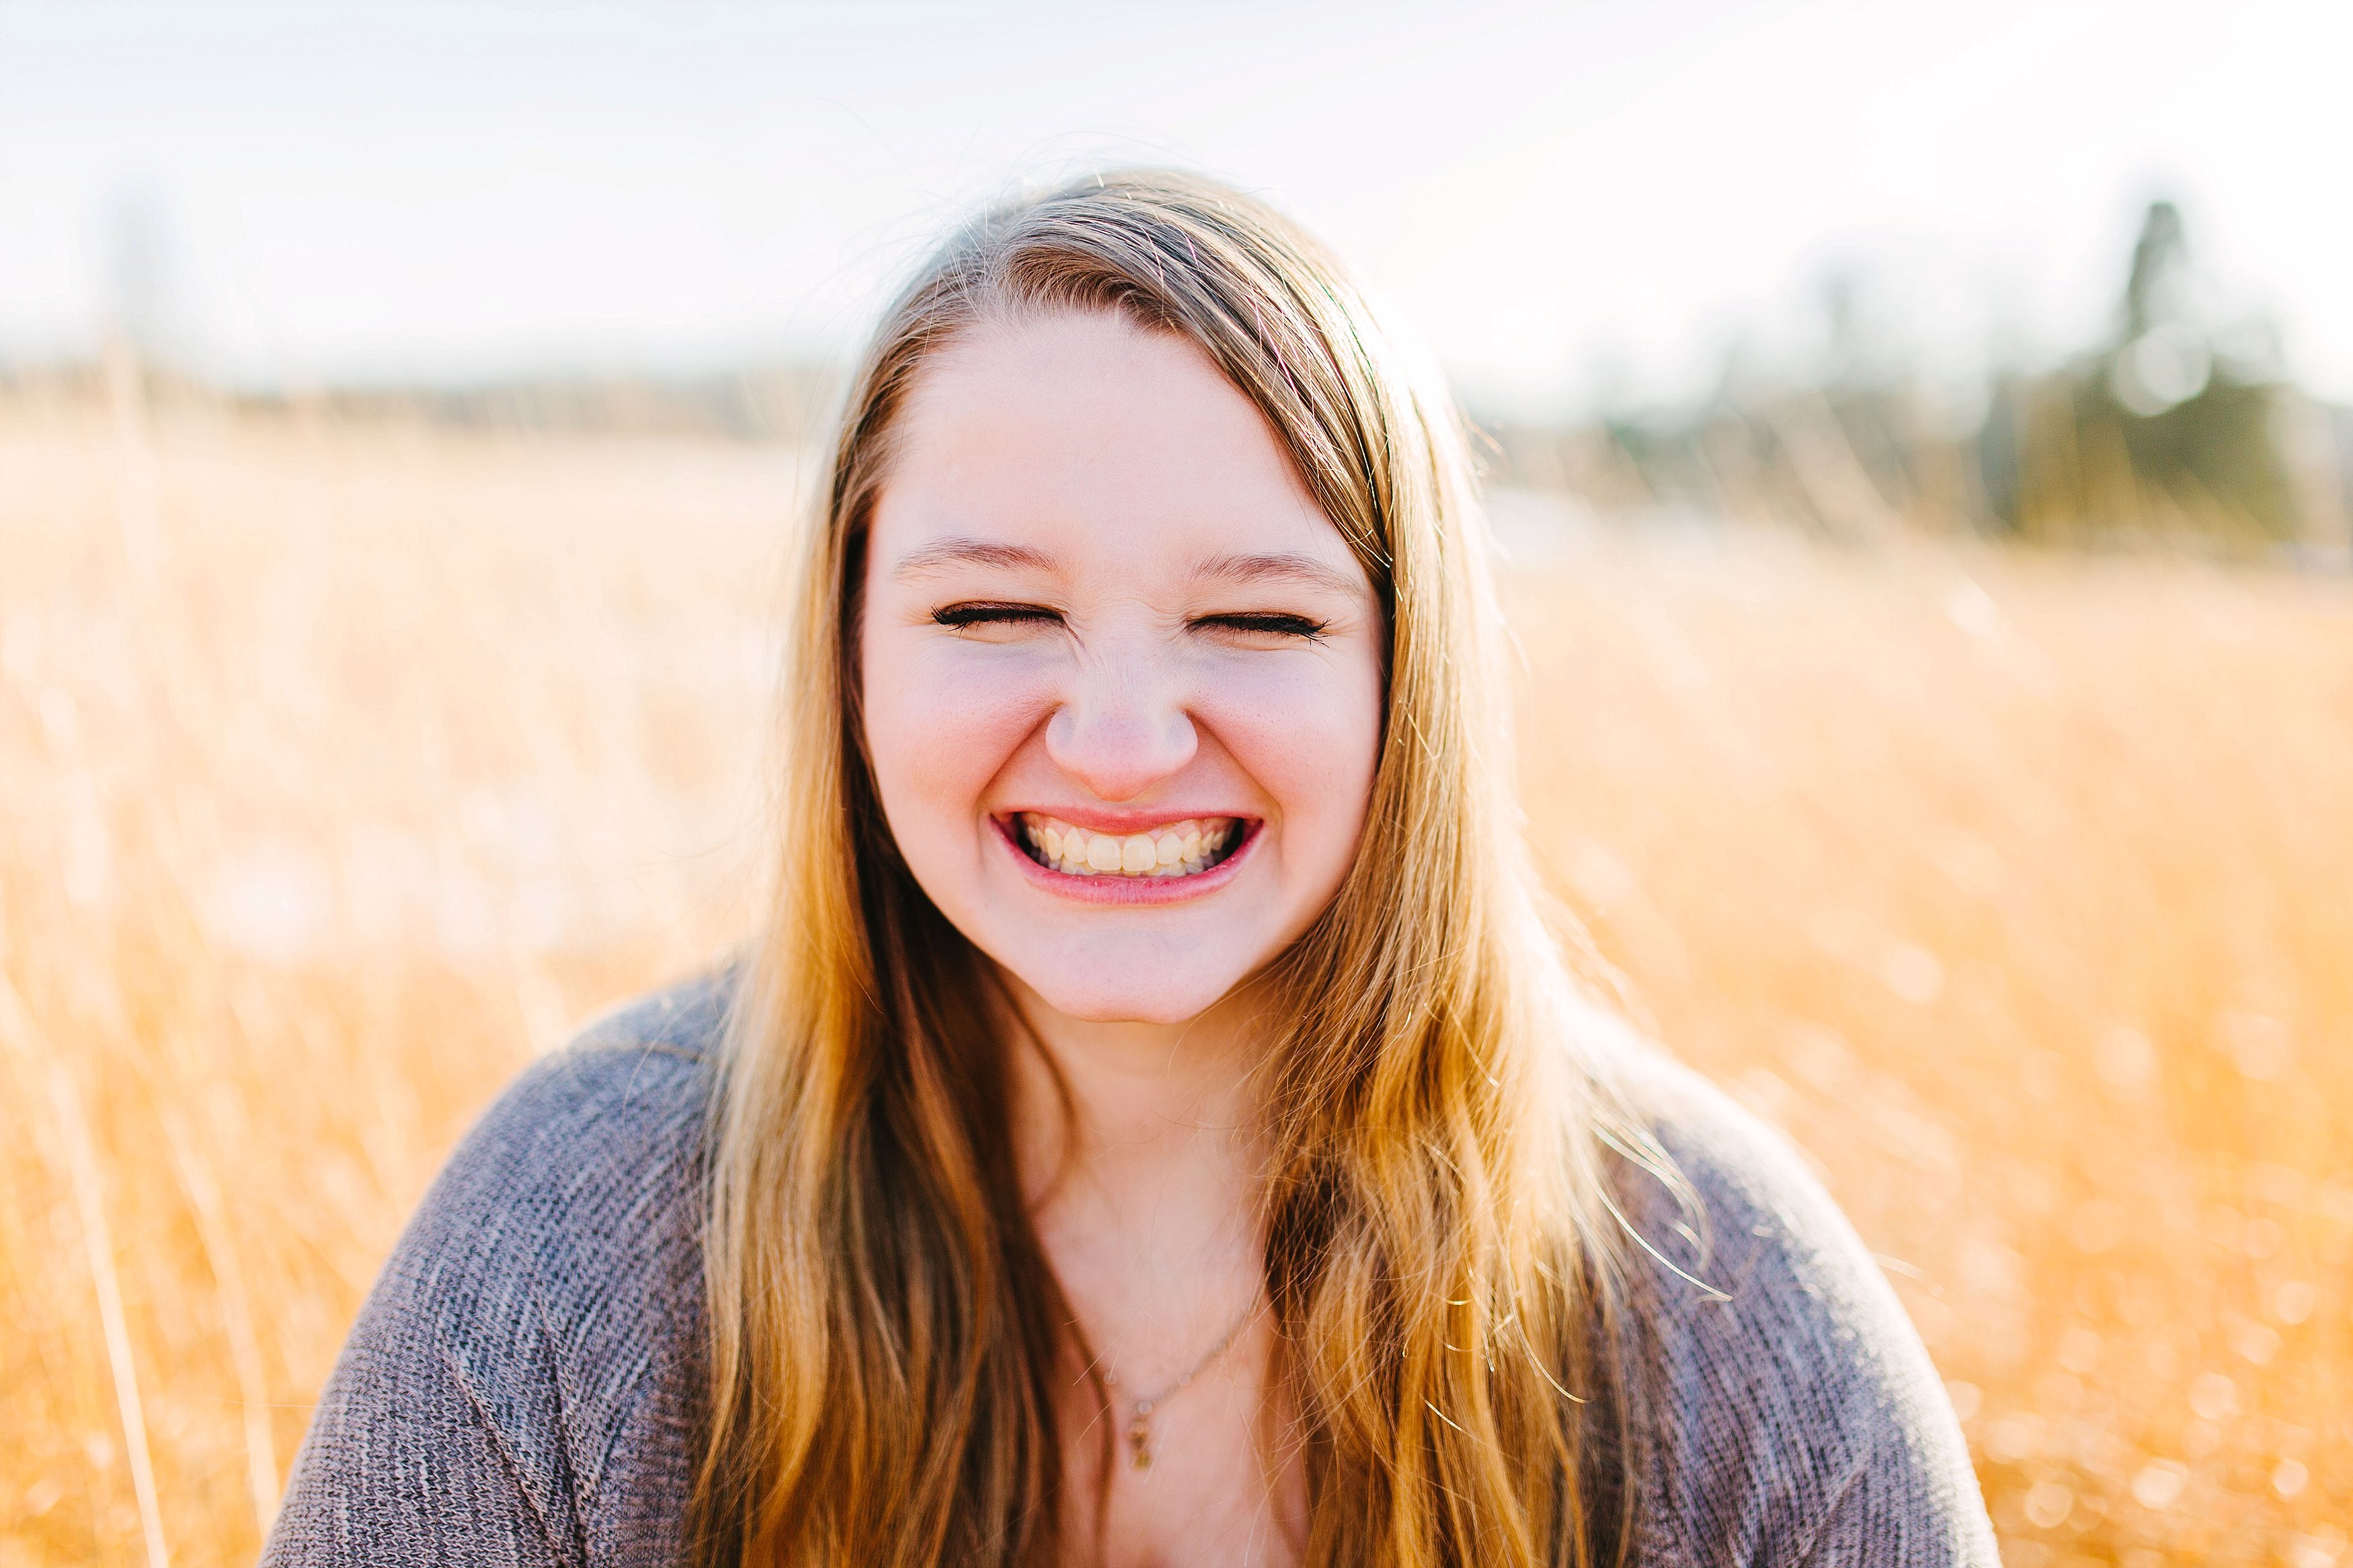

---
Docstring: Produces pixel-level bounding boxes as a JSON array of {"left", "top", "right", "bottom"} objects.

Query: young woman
[{"left": 265, "top": 172, "right": 1996, "bottom": 1566}]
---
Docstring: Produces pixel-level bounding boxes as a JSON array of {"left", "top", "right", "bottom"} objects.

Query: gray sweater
[{"left": 263, "top": 974, "right": 1998, "bottom": 1565}]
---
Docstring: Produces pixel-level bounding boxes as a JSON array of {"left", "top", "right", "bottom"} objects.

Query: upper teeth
[{"left": 1019, "top": 815, "right": 1237, "bottom": 878}]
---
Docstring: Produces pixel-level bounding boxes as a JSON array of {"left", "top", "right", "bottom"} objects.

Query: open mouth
[{"left": 1011, "top": 813, "right": 1248, "bottom": 880}]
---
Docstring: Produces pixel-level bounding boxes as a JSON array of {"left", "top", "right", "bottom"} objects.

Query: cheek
[
  {"left": 861, "top": 626, "right": 1055, "bottom": 835},
  {"left": 1199, "top": 650, "right": 1383, "bottom": 857}
]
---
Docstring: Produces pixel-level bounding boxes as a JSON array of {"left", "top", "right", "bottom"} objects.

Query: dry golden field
[{"left": 2, "top": 386, "right": 2349, "bottom": 1567}]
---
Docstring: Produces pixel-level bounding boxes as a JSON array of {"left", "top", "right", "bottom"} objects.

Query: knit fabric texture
[{"left": 263, "top": 973, "right": 1999, "bottom": 1565}]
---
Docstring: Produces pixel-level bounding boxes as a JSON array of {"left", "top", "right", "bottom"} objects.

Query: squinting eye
[
  {"left": 932, "top": 602, "right": 1061, "bottom": 629},
  {"left": 1195, "top": 612, "right": 1330, "bottom": 641}
]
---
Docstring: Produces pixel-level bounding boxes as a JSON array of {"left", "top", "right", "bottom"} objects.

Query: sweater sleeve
[
  {"left": 262, "top": 1053, "right": 596, "bottom": 1567},
  {"left": 264, "top": 977, "right": 726, "bottom": 1567},
  {"left": 1605, "top": 1046, "right": 1999, "bottom": 1567},
  {"left": 261, "top": 1288, "right": 575, "bottom": 1567}
]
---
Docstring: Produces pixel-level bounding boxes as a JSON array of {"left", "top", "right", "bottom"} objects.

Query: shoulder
[
  {"left": 274, "top": 971, "right": 731, "bottom": 1561},
  {"left": 387, "top": 967, "right": 730, "bottom": 1323},
  {"left": 1592, "top": 1034, "right": 1997, "bottom": 1566}
]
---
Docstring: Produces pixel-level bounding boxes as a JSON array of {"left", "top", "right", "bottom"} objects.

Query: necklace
[{"left": 1098, "top": 1300, "right": 1261, "bottom": 1471}]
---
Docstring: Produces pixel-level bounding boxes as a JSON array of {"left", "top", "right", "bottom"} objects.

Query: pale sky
[{"left": 3, "top": 0, "right": 2348, "bottom": 417}]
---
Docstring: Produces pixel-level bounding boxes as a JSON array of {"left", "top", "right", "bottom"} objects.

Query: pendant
[{"left": 1127, "top": 1415, "right": 1153, "bottom": 1471}]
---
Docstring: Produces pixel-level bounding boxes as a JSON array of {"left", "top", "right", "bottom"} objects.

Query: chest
[{"left": 1055, "top": 1321, "right": 1305, "bottom": 1568}]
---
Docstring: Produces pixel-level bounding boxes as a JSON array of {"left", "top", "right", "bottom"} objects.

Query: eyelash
[
  {"left": 930, "top": 602, "right": 1057, "bottom": 628},
  {"left": 1205, "top": 612, "right": 1329, "bottom": 642},
  {"left": 929, "top": 604, "right": 1329, "bottom": 642}
]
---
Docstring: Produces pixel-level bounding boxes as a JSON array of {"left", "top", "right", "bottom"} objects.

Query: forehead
[{"left": 871, "top": 310, "right": 1360, "bottom": 579}]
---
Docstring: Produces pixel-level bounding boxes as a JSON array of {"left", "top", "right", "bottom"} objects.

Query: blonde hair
[{"left": 696, "top": 170, "right": 1634, "bottom": 1566}]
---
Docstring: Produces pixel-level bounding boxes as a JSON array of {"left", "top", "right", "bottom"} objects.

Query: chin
[{"left": 1016, "top": 972, "right": 1244, "bottom": 1027}]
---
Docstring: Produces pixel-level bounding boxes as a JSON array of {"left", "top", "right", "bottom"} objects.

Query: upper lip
[{"left": 1000, "top": 807, "right": 1254, "bottom": 834}]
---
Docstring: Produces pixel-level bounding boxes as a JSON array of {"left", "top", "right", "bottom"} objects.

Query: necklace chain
[{"left": 1098, "top": 1298, "right": 1261, "bottom": 1472}]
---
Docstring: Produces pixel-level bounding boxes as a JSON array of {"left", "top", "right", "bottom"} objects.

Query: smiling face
[{"left": 859, "top": 309, "right": 1386, "bottom": 1026}]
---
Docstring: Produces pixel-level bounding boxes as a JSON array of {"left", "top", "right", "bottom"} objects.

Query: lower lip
[{"left": 993, "top": 817, "right": 1259, "bottom": 905}]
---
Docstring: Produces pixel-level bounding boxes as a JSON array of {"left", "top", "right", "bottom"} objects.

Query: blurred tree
[
  {"left": 1443, "top": 202, "right": 2342, "bottom": 554},
  {"left": 104, "top": 180, "right": 177, "bottom": 368},
  {"left": 2001, "top": 199, "right": 2300, "bottom": 546},
  {"left": 2121, "top": 198, "right": 2188, "bottom": 343}
]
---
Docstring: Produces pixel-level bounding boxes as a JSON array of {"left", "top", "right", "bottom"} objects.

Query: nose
[{"left": 1044, "top": 646, "right": 1198, "bottom": 802}]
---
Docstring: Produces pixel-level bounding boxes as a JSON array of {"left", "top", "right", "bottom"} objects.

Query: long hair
[{"left": 696, "top": 170, "right": 1637, "bottom": 1567}]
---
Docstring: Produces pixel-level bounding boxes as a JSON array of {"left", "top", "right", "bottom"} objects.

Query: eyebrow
[
  {"left": 889, "top": 537, "right": 1058, "bottom": 579},
  {"left": 888, "top": 538, "right": 1367, "bottom": 600},
  {"left": 1195, "top": 551, "right": 1369, "bottom": 600}
]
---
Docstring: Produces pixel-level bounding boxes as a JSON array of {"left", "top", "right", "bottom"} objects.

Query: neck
[
  {"left": 1000, "top": 972, "right": 1271, "bottom": 1198},
  {"left": 996, "top": 970, "right": 1273, "bottom": 1368}
]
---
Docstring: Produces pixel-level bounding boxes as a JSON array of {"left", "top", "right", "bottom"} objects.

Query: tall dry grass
[{"left": 2, "top": 386, "right": 2348, "bottom": 1566}]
